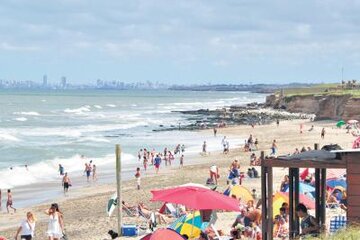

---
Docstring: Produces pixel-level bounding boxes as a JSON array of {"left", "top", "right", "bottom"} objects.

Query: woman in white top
[
  {"left": 15, "top": 212, "right": 36, "bottom": 240},
  {"left": 46, "top": 203, "right": 64, "bottom": 240}
]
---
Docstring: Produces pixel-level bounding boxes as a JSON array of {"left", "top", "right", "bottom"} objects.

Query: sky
[{"left": 1, "top": 0, "right": 360, "bottom": 85}]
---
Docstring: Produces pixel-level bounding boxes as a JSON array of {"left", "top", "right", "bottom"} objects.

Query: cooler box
[{"left": 122, "top": 224, "right": 138, "bottom": 236}]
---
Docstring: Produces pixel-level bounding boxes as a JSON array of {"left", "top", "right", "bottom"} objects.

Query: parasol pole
[
  {"left": 190, "top": 210, "right": 195, "bottom": 239},
  {"left": 116, "top": 144, "right": 122, "bottom": 236}
]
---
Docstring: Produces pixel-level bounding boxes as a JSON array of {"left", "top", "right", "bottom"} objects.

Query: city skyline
[{"left": 1, "top": 1, "right": 359, "bottom": 84}]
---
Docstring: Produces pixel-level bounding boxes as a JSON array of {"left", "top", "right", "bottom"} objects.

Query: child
[
  {"left": 180, "top": 154, "right": 184, "bottom": 168},
  {"left": 135, "top": 168, "right": 141, "bottom": 190}
]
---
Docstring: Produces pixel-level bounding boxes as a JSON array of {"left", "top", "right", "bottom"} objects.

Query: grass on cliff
[
  {"left": 308, "top": 226, "right": 360, "bottom": 240},
  {"left": 277, "top": 83, "right": 360, "bottom": 97}
]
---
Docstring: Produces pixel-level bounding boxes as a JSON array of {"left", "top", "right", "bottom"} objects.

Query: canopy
[
  {"left": 278, "top": 150, "right": 336, "bottom": 161},
  {"left": 273, "top": 192, "right": 315, "bottom": 217},
  {"left": 327, "top": 169, "right": 346, "bottom": 179},
  {"left": 336, "top": 120, "right": 345, "bottom": 127},
  {"left": 151, "top": 185, "right": 240, "bottom": 211},
  {"left": 229, "top": 185, "right": 254, "bottom": 203},
  {"left": 353, "top": 137, "right": 360, "bottom": 149},
  {"left": 285, "top": 182, "right": 315, "bottom": 194},
  {"left": 140, "top": 228, "right": 185, "bottom": 240},
  {"left": 169, "top": 211, "right": 202, "bottom": 238},
  {"left": 327, "top": 178, "right": 347, "bottom": 189}
]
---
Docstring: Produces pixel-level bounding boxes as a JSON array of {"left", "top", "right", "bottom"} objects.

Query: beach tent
[
  {"left": 170, "top": 211, "right": 202, "bottom": 238},
  {"left": 336, "top": 120, "right": 345, "bottom": 128},
  {"left": 273, "top": 192, "right": 315, "bottom": 217},
  {"left": 229, "top": 185, "right": 254, "bottom": 202},
  {"left": 353, "top": 137, "right": 360, "bottom": 149},
  {"left": 151, "top": 185, "right": 240, "bottom": 211},
  {"left": 140, "top": 228, "right": 185, "bottom": 240}
]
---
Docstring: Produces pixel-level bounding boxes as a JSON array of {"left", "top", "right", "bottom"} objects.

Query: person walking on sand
[
  {"left": 321, "top": 128, "right": 325, "bottom": 139},
  {"left": 62, "top": 173, "right": 71, "bottom": 195},
  {"left": 209, "top": 165, "right": 219, "bottom": 185},
  {"left": 46, "top": 203, "right": 64, "bottom": 240},
  {"left": 7, "top": 189, "right": 16, "bottom": 213},
  {"left": 213, "top": 127, "right": 217, "bottom": 137},
  {"left": 271, "top": 140, "right": 277, "bottom": 156},
  {"left": 92, "top": 164, "right": 97, "bottom": 181},
  {"left": 15, "top": 212, "right": 36, "bottom": 240},
  {"left": 135, "top": 167, "right": 141, "bottom": 190},
  {"left": 202, "top": 141, "right": 207, "bottom": 155},
  {"left": 180, "top": 154, "right": 184, "bottom": 168},
  {"left": 276, "top": 119, "right": 280, "bottom": 127},
  {"left": 84, "top": 163, "right": 92, "bottom": 182},
  {"left": 154, "top": 154, "right": 161, "bottom": 174}
]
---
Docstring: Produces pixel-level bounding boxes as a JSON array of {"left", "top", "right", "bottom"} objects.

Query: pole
[{"left": 116, "top": 144, "right": 122, "bottom": 236}]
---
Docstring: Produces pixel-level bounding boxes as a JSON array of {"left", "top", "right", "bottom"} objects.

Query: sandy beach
[{"left": 0, "top": 119, "right": 355, "bottom": 239}]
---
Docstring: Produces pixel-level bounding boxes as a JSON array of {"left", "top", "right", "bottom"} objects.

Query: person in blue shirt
[{"left": 154, "top": 155, "right": 161, "bottom": 174}]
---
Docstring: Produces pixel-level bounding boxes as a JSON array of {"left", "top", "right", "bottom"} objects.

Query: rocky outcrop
[{"left": 266, "top": 94, "right": 360, "bottom": 120}]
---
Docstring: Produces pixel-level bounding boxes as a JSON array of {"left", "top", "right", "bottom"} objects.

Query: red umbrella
[
  {"left": 140, "top": 228, "right": 185, "bottom": 240},
  {"left": 151, "top": 185, "right": 240, "bottom": 211}
]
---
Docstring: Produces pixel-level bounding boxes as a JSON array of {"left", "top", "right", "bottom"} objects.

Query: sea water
[{"left": 0, "top": 89, "right": 266, "bottom": 207}]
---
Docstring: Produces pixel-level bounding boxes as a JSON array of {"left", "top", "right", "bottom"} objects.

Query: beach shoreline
[{"left": 0, "top": 119, "right": 356, "bottom": 239}]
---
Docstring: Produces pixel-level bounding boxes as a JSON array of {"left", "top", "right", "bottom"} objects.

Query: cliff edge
[{"left": 266, "top": 94, "right": 360, "bottom": 120}]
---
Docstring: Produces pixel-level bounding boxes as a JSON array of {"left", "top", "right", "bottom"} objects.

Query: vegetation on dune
[{"left": 275, "top": 83, "right": 360, "bottom": 97}]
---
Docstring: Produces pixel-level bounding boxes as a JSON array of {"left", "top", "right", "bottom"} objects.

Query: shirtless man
[
  {"left": 7, "top": 189, "right": 16, "bottom": 213},
  {"left": 62, "top": 173, "right": 71, "bottom": 194}
]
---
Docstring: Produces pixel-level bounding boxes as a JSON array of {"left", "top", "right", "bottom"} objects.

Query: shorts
[
  {"left": 64, "top": 182, "right": 69, "bottom": 189},
  {"left": 155, "top": 164, "right": 160, "bottom": 169},
  {"left": 20, "top": 235, "right": 32, "bottom": 240},
  {"left": 86, "top": 170, "right": 91, "bottom": 177},
  {"left": 6, "top": 200, "right": 12, "bottom": 207}
]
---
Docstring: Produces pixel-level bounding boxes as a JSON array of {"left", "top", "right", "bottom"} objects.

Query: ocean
[{"left": 0, "top": 89, "right": 266, "bottom": 207}]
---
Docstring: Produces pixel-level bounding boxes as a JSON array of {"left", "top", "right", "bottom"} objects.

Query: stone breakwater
[{"left": 153, "top": 103, "right": 314, "bottom": 132}]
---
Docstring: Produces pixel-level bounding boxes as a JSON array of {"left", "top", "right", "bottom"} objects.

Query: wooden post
[
  {"left": 320, "top": 168, "right": 327, "bottom": 226},
  {"left": 116, "top": 144, "right": 122, "bottom": 236},
  {"left": 294, "top": 168, "right": 300, "bottom": 236},
  {"left": 261, "top": 164, "right": 267, "bottom": 240},
  {"left": 314, "top": 143, "right": 321, "bottom": 224},
  {"left": 267, "top": 167, "right": 273, "bottom": 239}
]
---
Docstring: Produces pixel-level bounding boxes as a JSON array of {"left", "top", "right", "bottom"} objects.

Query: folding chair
[{"left": 210, "top": 224, "right": 233, "bottom": 240}]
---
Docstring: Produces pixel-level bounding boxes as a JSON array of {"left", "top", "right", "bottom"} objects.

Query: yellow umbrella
[
  {"left": 273, "top": 192, "right": 287, "bottom": 218},
  {"left": 229, "top": 185, "right": 254, "bottom": 203},
  {"left": 172, "top": 211, "right": 202, "bottom": 239}
]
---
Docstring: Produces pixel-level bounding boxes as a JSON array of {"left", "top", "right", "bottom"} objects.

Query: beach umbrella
[
  {"left": 229, "top": 185, "right": 254, "bottom": 203},
  {"left": 151, "top": 185, "right": 240, "bottom": 211},
  {"left": 170, "top": 211, "right": 202, "bottom": 238},
  {"left": 348, "top": 119, "right": 358, "bottom": 124},
  {"left": 353, "top": 137, "right": 360, "bottom": 149},
  {"left": 327, "top": 169, "right": 346, "bottom": 179},
  {"left": 327, "top": 178, "right": 347, "bottom": 189},
  {"left": 285, "top": 182, "right": 315, "bottom": 194},
  {"left": 273, "top": 192, "right": 315, "bottom": 217},
  {"left": 336, "top": 120, "right": 345, "bottom": 128},
  {"left": 140, "top": 228, "right": 185, "bottom": 240}
]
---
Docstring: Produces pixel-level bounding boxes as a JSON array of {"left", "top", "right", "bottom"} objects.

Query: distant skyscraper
[
  {"left": 61, "top": 76, "right": 67, "bottom": 89},
  {"left": 42, "top": 75, "right": 48, "bottom": 87}
]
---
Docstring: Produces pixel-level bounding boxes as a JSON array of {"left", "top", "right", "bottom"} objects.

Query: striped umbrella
[{"left": 170, "top": 211, "right": 202, "bottom": 238}]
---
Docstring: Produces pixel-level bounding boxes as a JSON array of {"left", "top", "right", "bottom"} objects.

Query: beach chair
[
  {"left": 329, "top": 215, "right": 347, "bottom": 234},
  {"left": 210, "top": 224, "right": 233, "bottom": 240},
  {"left": 137, "top": 207, "right": 157, "bottom": 231},
  {"left": 122, "top": 204, "right": 137, "bottom": 217}
]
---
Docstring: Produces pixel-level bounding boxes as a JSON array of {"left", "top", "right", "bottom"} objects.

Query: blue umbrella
[
  {"left": 285, "top": 182, "right": 315, "bottom": 194},
  {"left": 327, "top": 178, "right": 347, "bottom": 189}
]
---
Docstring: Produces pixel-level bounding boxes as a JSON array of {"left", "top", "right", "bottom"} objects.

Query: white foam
[
  {"left": 0, "top": 152, "right": 136, "bottom": 188},
  {"left": 93, "top": 105, "right": 103, "bottom": 109},
  {"left": 64, "top": 106, "right": 91, "bottom": 114},
  {"left": 0, "top": 132, "right": 20, "bottom": 142},
  {"left": 15, "top": 117, "right": 28, "bottom": 122},
  {"left": 106, "top": 104, "right": 117, "bottom": 108},
  {"left": 76, "top": 137, "right": 111, "bottom": 143},
  {"left": 13, "top": 111, "right": 40, "bottom": 116}
]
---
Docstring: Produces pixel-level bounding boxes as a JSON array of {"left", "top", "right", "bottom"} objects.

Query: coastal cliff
[{"left": 266, "top": 94, "right": 360, "bottom": 120}]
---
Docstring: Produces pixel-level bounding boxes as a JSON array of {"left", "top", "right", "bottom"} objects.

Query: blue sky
[{"left": 0, "top": 0, "right": 359, "bottom": 85}]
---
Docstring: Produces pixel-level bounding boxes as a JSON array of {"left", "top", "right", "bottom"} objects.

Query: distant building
[
  {"left": 61, "top": 76, "right": 67, "bottom": 89},
  {"left": 42, "top": 75, "right": 48, "bottom": 87}
]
